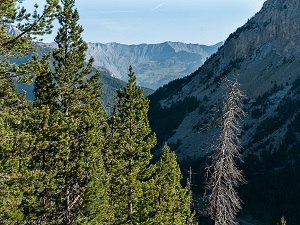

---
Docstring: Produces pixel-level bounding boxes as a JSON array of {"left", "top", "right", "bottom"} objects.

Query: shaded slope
[{"left": 148, "top": 0, "right": 300, "bottom": 224}]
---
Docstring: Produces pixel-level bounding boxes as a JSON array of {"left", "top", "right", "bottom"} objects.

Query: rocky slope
[
  {"left": 150, "top": 0, "right": 300, "bottom": 159},
  {"left": 85, "top": 41, "right": 222, "bottom": 89},
  {"left": 148, "top": 0, "right": 300, "bottom": 224}
]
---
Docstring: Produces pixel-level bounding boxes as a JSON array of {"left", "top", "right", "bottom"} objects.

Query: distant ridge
[
  {"left": 7, "top": 42, "right": 153, "bottom": 107},
  {"left": 85, "top": 41, "right": 222, "bottom": 89}
]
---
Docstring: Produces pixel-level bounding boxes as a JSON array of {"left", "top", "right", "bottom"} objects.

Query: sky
[{"left": 23, "top": 0, "right": 266, "bottom": 45}]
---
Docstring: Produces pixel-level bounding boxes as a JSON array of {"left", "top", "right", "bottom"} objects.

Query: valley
[{"left": 3, "top": 0, "right": 299, "bottom": 224}]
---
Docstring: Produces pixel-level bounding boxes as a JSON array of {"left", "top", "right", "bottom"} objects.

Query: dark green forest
[
  {"left": 0, "top": 0, "right": 195, "bottom": 224},
  {"left": 1, "top": 1, "right": 295, "bottom": 225}
]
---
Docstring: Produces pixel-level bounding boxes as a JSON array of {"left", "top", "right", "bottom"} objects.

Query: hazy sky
[{"left": 24, "top": 0, "right": 266, "bottom": 45}]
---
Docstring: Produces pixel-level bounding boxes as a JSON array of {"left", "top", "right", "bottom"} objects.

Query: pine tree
[
  {"left": 0, "top": 0, "right": 58, "bottom": 220},
  {"left": 103, "top": 66, "right": 157, "bottom": 224},
  {"left": 0, "top": 94, "right": 35, "bottom": 220},
  {"left": 26, "top": 0, "right": 111, "bottom": 223},
  {"left": 1, "top": 0, "right": 59, "bottom": 83},
  {"left": 153, "top": 143, "right": 195, "bottom": 225},
  {"left": 204, "top": 78, "right": 246, "bottom": 225}
]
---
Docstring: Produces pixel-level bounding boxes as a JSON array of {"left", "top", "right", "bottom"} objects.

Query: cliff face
[
  {"left": 148, "top": 1, "right": 300, "bottom": 223},
  {"left": 223, "top": 0, "right": 300, "bottom": 59},
  {"left": 85, "top": 41, "right": 222, "bottom": 89},
  {"left": 186, "top": 0, "right": 300, "bottom": 99}
]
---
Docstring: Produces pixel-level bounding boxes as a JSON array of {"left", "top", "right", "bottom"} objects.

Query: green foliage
[
  {"left": 0, "top": 100, "right": 35, "bottom": 220},
  {"left": 1, "top": 1, "right": 196, "bottom": 224},
  {"left": 28, "top": 0, "right": 110, "bottom": 223},
  {"left": 104, "top": 66, "right": 157, "bottom": 224},
  {"left": 104, "top": 67, "right": 196, "bottom": 224},
  {"left": 153, "top": 144, "right": 195, "bottom": 225},
  {"left": 0, "top": 0, "right": 58, "bottom": 221},
  {"left": 0, "top": 0, "right": 59, "bottom": 82}
]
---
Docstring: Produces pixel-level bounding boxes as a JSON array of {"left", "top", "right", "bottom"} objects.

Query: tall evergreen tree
[
  {"left": 153, "top": 144, "right": 195, "bottom": 225},
  {"left": 27, "top": 0, "right": 111, "bottom": 223},
  {"left": 104, "top": 66, "right": 157, "bottom": 224},
  {"left": 0, "top": 0, "right": 58, "bottom": 220}
]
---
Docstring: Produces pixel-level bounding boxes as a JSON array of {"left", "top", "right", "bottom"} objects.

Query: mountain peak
[{"left": 6, "top": 25, "right": 21, "bottom": 36}]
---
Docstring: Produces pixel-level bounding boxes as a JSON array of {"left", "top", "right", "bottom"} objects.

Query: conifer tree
[
  {"left": 0, "top": 92, "right": 35, "bottom": 220},
  {"left": 27, "top": 0, "right": 111, "bottom": 223},
  {"left": 104, "top": 66, "right": 157, "bottom": 224},
  {"left": 153, "top": 143, "right": 195, "bottom": 225},
  {"left": 1, "top": 0, "right": 59, "bottom": 84},
  {"left": 204, "top": 78, "right": 246, "bottom": 225},
  {"left": 0, "top": 0, "right": 58, "bottom": 220}
]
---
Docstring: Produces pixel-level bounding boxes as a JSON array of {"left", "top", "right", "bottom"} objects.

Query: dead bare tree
[{"left": 204, "top": 78, "right": 246, "bottom": 225}]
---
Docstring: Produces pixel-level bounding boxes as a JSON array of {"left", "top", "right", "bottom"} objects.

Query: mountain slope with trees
[
  {"left": 148, "top": 0, "right": 300, "bottom": 224},
  {"left": 0, "top": 0, "right": 195, "bottom": 223}
]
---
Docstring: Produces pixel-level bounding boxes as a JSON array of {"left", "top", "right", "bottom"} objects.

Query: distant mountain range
[
  {"left": 85, "top": 41, "right": 222, "bottom": 89},
  {"left": 7, "top": 24, "right": 221, "bottom": 93},
  {"left": 8, "top": 41, "right": 153, "bottom": 108},
  {"left": 148, "top": 0, "right": 300, "bottom": 224},
  {"left": 11, "top": 37, "right": 221, "bottom": 103}
]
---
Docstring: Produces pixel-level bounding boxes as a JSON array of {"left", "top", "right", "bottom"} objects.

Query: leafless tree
[{"left": 204, "top": 78, "right": 246, "bottom": 225}]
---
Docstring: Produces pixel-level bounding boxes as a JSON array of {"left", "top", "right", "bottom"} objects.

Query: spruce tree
[
  {"left": 104, "top": 66, "right": 157, "bottom": 224},
  {"left": 27, "top": 0, "right": 111, "bottom": 223},
  {"left": 153, "top": 143, "right": 195, "bottom": 225},
  {"left": 0, "top": 0, "right": 58, "bottom": 220}
]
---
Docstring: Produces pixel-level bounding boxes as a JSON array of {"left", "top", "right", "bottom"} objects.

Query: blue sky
[{"left": 23, "top": 0, "right": 266, "bottom": 45}]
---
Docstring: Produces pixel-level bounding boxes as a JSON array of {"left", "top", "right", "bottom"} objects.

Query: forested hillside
[{"left": 0, "top": 0, "right": 194, "bottom": 224}]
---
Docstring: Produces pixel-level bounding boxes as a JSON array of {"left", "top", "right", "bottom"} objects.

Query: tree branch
[{"left": 1, "top": 11, "right": 46, "bottom": 48}]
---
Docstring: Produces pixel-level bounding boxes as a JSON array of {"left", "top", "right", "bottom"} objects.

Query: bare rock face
[
  {"left": 222, "top": 0, "right": 300, "bottom": 61},
  {"left": 85, "top": 41, "right": 222, "bottom": 89}
]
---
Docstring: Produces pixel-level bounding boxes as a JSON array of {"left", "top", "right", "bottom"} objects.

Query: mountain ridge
[
  {"left": 9, "top": 41, "right": 154, "bottom": 107},
  {"left": 148, "top": 0, "right": 300, "bottom": 224},
  {"left": 85, "top": 41, "right": 222, "bottom": 89},
  {"left": 149, "top": 0, "right": 300, "bottom": 157}
]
